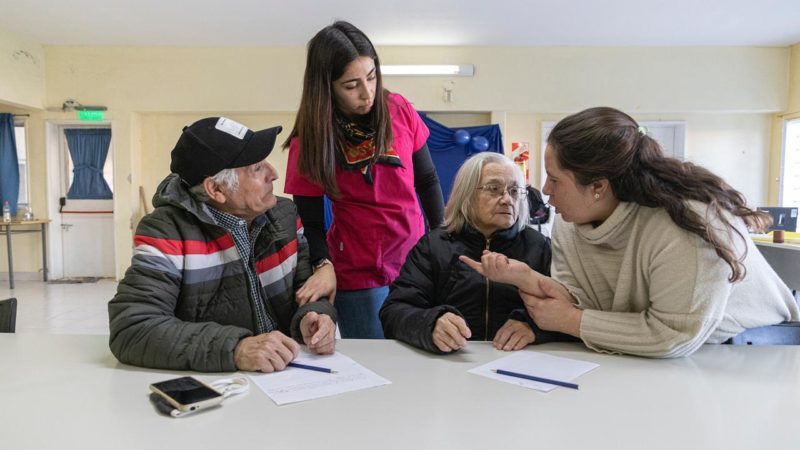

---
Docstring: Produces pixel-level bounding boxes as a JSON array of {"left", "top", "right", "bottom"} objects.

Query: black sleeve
[
  {"left": 412, "top": 144, "right": 445, "bottom": 229},
  {"left": 541, "top": 236, "right": 553, "bottom": 277},
  {"left": 293, "top": 195, "right": 329, "bottom": 263},
  {"left": 379, "top": 234, "right": 461, "bottom": 354},
  {"left": 508, "top": 309, "right": 580, "bottom": 344}
]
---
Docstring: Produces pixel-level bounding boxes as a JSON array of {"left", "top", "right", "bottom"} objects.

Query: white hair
[
  {"left": 188, "top": 168, "right": 239, "bottom": 202},
  {"left": 443, "top": 152, "right": 529, "bottom": 234}
]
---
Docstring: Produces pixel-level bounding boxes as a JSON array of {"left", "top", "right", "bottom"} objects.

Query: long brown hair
[
  {"left": 283, "top": 20, "right": 392, "bottom": 198},
  {"left": 547, "top": 107, "right": 770, "bottom": 282}
]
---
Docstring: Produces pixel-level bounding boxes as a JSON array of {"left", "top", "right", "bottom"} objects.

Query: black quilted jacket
[
  {"left": 380, "top": 224, "right": 552, "bottom": 354},
  {"left": 108, "top": 174, "right": 336, "bottom": 372}
]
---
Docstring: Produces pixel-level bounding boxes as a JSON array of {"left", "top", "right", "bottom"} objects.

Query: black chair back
[
  {"left": 0, "top": 297, "right": 17, "bottom": 333},
  {"left": 527, "top": 186, "right": 550, "bottom": 229}
]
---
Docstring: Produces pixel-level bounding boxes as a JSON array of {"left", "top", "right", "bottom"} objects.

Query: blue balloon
[
  {"left": 453, "top": 129, "right": 471, "bottom": 145},
  {"left": 471, "top": 136, "right": 489, "bottom": 152}
]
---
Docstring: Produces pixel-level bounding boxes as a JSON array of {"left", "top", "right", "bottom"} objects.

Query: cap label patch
[{"left": 215, "top": 117, "right": 248, "bottom": 140}]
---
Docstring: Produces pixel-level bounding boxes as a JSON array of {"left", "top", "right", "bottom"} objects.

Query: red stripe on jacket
[
  {"left": 134, "top": 234, "right": 235, "bottom": 255},
  {"left": 255, "top": 239, "right": 298, "bottom": 273}
]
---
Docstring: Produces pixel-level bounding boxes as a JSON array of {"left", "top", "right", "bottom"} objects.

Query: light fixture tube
[{"left": 381, "top": 64, "right": 474, "bottom": 76}]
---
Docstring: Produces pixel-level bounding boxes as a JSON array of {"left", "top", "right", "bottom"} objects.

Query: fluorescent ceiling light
[{"left": 381, "top": 64, "right": 474, "bottom": 76}]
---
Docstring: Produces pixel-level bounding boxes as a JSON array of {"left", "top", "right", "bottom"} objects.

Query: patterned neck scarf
[{"left": 335, "top": 112, "right": 402, "bottom": 185}]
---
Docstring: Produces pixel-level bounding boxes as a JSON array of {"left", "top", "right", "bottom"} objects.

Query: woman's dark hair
[
  {"left": 283, "top": 20, "right": 392, "bottom": 198},
  {"left": 547, "top": 106, "right": 771, "bottom": 282}
]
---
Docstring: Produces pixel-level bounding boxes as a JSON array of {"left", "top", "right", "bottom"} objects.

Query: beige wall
[
  {"left": 380, "top": 46, "right": 788, "bottom": 113},
  {"left": 139, "top": 113, "right": 297, "bottom": 202},
  {"left": 0, "top": 29, "right": 45, "bottom": 109},
  {"left": 788, "top": 44, "right": 800, "bottom": 113},
  {"left": 0, "top": 41, "right": 793, "bottom": 278},
  {"left": 44, "top": 46, "right": 306, "bottom": 112},
  {"left": 44, "top": 46, "right": 787, "bottom": 114}
]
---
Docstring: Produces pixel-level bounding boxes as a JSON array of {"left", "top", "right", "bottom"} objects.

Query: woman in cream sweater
[{"left": 462, "top": 107, "right": 799, "bottom": 358}]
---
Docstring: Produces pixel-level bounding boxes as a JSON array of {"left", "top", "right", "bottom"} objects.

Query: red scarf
[{"left": 336, "top": 114, "right": 402, "bottom": 185}]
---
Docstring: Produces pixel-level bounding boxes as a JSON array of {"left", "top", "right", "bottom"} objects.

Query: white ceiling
[{"left": 1, "top": 0, "right": 799, "bottom": 47}]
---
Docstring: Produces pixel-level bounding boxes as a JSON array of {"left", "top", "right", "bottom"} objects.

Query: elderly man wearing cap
[{"left": 109, "top": 117, "right": 337, "bottom": 373}]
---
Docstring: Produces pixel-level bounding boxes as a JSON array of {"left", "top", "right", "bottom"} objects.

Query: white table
[{"left": 1, "top": 335, "right": 798, "bottom": 450}]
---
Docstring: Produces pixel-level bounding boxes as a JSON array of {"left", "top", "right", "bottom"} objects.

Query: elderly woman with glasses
[{"left": 380, "top": 152, "right": 565, "bottom": 354}]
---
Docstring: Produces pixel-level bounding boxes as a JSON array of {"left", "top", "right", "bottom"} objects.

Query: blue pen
[
  {"left": 288, "top": 362, "right": 338, "bottom": 374},
  {"left": 491, "top": 369, "right": 579, "bottom": 390}
]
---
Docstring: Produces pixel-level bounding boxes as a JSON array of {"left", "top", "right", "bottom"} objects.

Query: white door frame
[{"left": 44, "top": 120, "right": 115, "bottom": 279}]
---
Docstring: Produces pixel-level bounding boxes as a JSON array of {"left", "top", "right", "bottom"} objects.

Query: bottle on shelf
[
  {"left": 2, "top": 201, "right": 10, "bottom": 223},
  {"left": 24, "top": 205, "right": 33, "bottom": 221}
]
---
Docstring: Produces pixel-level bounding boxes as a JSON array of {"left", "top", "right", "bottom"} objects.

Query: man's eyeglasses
[{"left": 476, "top": 184, "right": 527, "bottom": 199}]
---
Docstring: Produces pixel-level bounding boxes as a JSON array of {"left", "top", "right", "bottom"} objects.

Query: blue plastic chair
[{"left": 728, "top": 322, "right": 800, "bottom": 345}]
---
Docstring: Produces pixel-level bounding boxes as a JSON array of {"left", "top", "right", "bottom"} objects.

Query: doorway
[{"left": 45, "top": 122, "right": 115, "bottom": 279}]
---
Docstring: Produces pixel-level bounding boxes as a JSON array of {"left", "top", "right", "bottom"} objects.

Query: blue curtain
[
  {"left": 323, "top": 195, "right": 333, "bottom": 231},
  {"left": 420, "top": 114, "right": 503, "bottom": 202},
  {"left": 65, "top": 128, "right": 113, "bottom": 199},
  {"left": 0, "top": 113, "right": 20, "bottom": 215}
]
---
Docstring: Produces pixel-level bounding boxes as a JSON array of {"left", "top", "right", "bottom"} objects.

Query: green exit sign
[{"left": 77, "top": 110, "right": 105, "bottom": 121}]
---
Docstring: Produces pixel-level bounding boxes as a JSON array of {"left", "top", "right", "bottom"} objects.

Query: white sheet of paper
[
  {"left": 468, "top": 351, "right": 599, "bottom": 392},
  {"left": 248, "top": 349, "right": 391, "bottom": 405}
]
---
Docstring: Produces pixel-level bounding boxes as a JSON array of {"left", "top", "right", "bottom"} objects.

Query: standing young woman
[
  {"left": 284, "top": 21, "right": 445, "bottom": 338},
  {"left": 463, "top": 107, "right": 799, "bottom": 357}
]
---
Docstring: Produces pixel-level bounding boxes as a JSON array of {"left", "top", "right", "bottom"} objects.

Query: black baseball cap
[{"left": 170, "top": 117, "right": 282, "bottom": 186}]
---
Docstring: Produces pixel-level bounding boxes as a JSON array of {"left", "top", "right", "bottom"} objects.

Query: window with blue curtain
[
  {"left": 65, "top": 128, "right": 113, "bottom": 199},
  {"left": 0, "top": 113, "right": 20, "bottom": 215},
  {"left": 419, "top": 114, "right": 503, "bottom": 202}
]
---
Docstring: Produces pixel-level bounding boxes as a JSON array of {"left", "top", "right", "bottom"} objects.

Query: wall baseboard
[{"left": 0, "top": 272, "right": 43, "bottom": 281}]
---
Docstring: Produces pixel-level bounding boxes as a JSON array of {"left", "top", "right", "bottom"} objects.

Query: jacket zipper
[{"left": 484, "top": 237, "right": 491, "bottom": 341}]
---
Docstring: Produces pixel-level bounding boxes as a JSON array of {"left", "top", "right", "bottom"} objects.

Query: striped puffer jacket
[{"left": 109, "top": 174, "right": 336, "bottom": 372}]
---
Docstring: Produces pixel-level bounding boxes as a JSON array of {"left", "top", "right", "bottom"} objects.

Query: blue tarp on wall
[{"left": 420, "top": 114, "right": 503, "bottom": 202}]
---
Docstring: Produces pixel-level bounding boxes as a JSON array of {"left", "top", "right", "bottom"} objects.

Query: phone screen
[{"left": 151, "top": 377, "right": 221, "bottom": 405}]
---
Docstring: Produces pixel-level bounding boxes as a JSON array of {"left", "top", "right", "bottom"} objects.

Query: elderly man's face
[
  {"left": 216, "top": 160, "right": 279, "bottom": 222},
  {"left": 472, "top": 162, "right": 520, "bottom": 237}
]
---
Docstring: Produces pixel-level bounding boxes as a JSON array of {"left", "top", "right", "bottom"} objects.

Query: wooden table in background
[{"left": 0, "top": 219, "right": 50, "bottom": 289}]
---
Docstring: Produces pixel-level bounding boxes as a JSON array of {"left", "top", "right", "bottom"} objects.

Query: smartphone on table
[{"left": 149, "top": 376, "right": 224, "bottom": 414}]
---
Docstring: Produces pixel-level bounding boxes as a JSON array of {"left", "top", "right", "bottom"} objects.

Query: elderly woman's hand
[
  {"left": 459, "top": 251, "right": 546, "bottom": 296},
  {"left": 492, "top": 319, "right": 535, "bottom": 351},
  {"left": 519, "top": 278, "right": 582, "bottom": 337},
  {"left": 432, "top": 312, "right": 472, "bottom": 353}
]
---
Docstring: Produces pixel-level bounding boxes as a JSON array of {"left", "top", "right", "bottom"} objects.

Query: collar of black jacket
[{"left": 443, "top": 222, "right": 522, "bottom": 249}]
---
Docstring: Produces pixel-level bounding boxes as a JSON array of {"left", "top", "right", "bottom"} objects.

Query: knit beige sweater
[{"left": 551, "top": 201, "right": 799, "bottom": 358}]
